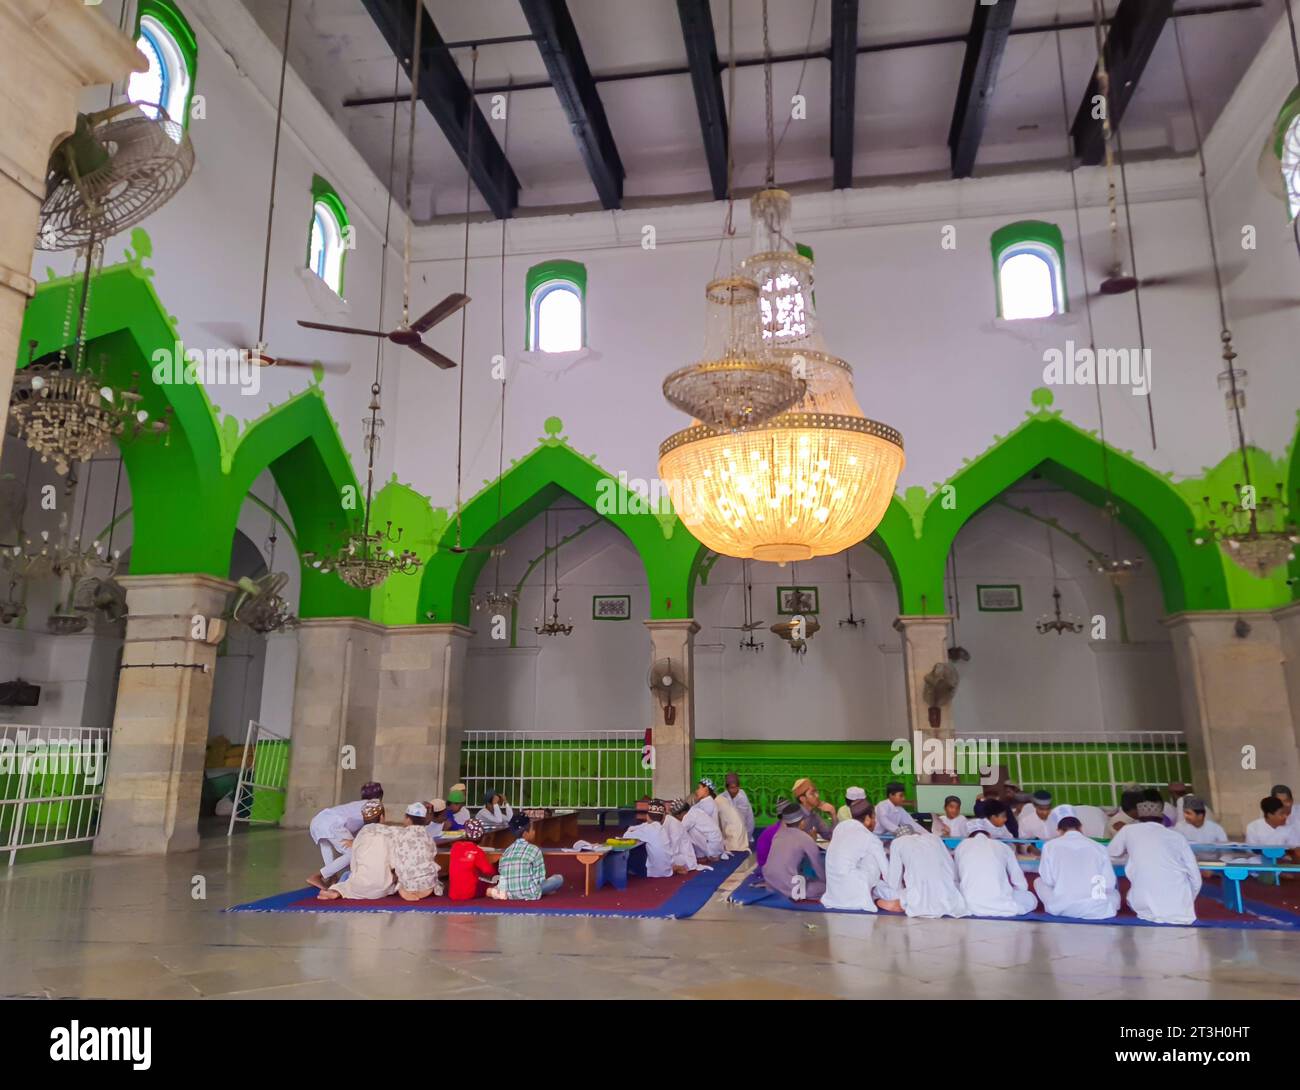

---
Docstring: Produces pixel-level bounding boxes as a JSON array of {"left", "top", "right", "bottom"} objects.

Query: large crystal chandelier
[
  {"left": 659, "top": 188, "right": 904, "bottom": 562},
  {"left": 661, "top": 275, "right": 804, "bottom": 430},
  {"left": 303, "top": 383, "right": 421, "bottom": 590}
]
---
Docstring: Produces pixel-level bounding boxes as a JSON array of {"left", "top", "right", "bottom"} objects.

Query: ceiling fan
[
  {"left": 297, "top": 292, "right": 470, "bottom": 370},
  {"left": 715, "top": 559, "right": 764, "bottom": 651}
]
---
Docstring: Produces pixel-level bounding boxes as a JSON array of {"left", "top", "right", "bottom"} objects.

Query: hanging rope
[
  {"left": 762, "top": 0, "right": 775, "bottom": 187},
  {"left": 256, "top": 0, "right": 295, "bottom": 348},
  {"left": 1172, "top": 16, "right": 1252, "bottom": 490},
  {"left": 452, "top": 48, "right": 480, "bottom": 549}
]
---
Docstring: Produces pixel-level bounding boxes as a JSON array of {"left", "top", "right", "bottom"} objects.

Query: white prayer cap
[
  {"left": 406, "top": 802, "right": 427, "bottom": 818},
  {"left": 846, "top": 786, "right": 867, "bottom": 802}
]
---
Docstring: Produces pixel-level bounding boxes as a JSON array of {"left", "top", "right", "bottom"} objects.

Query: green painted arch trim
[
  {"left": 417, "top": 441, "right": 698, "bottom": 625},
  {"left": 1289, "top": 412, "right": 1300, "bottom": 598},
  {"left": 914, "top": 412, "right": 1229, "bottom": 614},
  {"left": 19, "top": 256, "right": 369, "bottom": 618},
  {"left": 135, "top": 0, "right": 199, "bottom": 129},
  {"left": 990, "top": 220, "right": 1068, "bottom": 317},
  {"left": 309, "top": 175, "right": 350, "bottom": 297},
  {"left": 1271, "top": 85, "right": 1300, "bottom": 160},
  {"left": 525, "top": 259, "right": 587, "bottom": 350}
]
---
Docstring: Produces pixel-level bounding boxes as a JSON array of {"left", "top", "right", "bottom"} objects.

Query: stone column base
[{"left": 645, "top": 619, "right": 699, "bottom": 800}]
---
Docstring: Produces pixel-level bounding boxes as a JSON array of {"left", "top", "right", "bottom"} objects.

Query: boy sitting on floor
[
  {"left": 449, "top": 818, "right": 497, "bottom": 900},
  {"left": 390, "top": 803, "right": 444, "bottom": 901},
  {"left": 317, "top": 800, "right": 396, "bottom": 901},
  {"left": 487, "top": 814, "right": 564, "bottom": 900}
]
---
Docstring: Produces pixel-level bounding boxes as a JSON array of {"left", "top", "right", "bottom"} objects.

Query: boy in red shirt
[{"left": 448, "top": 819, "right": 496, "bottom": 900}]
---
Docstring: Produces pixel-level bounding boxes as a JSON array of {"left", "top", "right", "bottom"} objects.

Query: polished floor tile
[{"left": 2, "top": 827, "right": 1297, "bottom": 1000}]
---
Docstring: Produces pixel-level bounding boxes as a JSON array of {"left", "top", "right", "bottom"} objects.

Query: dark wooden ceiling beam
[
  {"left": 358, "top": 0, "right": 520, "bottom": 219},
  {"left": 830, "top": 0, "right": 859, "bottom": 190},
  {"left": 518, "top": 0, "right": 626, "bottom": 210},
  {"left": 676, "top": 0, "right": 729, "bottom": 201},
  {"left": 1070, "top": 0, "right": 1174, "bottom": 166},
  {"left": 948, "top": 0, "right": 1017, "bottom": 178}
]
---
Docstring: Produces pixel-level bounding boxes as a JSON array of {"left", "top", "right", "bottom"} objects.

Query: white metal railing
[
  {"left": 226, "top": 720, "right": 291, "bottom": 834},
  {"left": 461, "top": 729, "right": 651, "bottom": 812},
  {"left": 957, "top": 730, "right": 1191, "bottom": 809},
  {"left": 1, "top": 724, "right": 110, "bottom": 866}
]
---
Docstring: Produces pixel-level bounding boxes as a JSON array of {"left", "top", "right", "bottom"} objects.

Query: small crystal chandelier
[
  {"left": 303, "top": 383, "right": 421, "bottom": 590},
  {"left": 1186, "top": 347, "right": 1299, "bottom": 577},
  {"left": 533, "top": 510, "right": 573, "bottom": 637},
  {"left": 9, "top": 241, "right": 171, "bottom": 475},
  {"left": 1036, "top": 519, "right": 1083, "bottom": 636},
  {"left": 770, "top": 616, "right": 820, "bottom": 654}
]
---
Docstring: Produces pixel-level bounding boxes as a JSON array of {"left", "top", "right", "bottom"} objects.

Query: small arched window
[
  {"left": 127, "top": 1, "right": 197, "bottom": 129},
  {"left": 992, "top": 222, "right": 1067, "bottom": 321},
  {"left": 1283, "top": 114, "right": 1300, "bottom": 219},
  {"left": 307, "top": 176, "right": 350, "bottom": 296},
  {"left": 526, "top": 260, "right": 586, "bottom": 352}
]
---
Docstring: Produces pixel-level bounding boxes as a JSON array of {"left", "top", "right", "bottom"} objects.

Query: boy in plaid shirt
[{"left": 487, "top": 814, "right": 564, "bottom": 900}]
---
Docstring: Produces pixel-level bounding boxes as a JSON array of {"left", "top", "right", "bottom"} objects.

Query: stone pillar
[
  {"left": 0, "top": 0, "right": 144, "bottom": 445},
  {"left": 1276, "top": 601, "right": 1300, "bottom": 758},
  {"left": 281, "top": 618, "right": 382, "bottom": 828},
  {"left": 893, "top": 615, "right": 956, "bottom": 782},
  {"left": 371, "top": 624, "right": 473, "bottom": 808},
  {"left": 94, "top": 574, "right": 236, "bottom": 855},
  {"left": 644, "top": 619, "right": 699, "bottom": 800},
  {"left": 1165, "top": 610, "right": 1300, "bottom": 836}
]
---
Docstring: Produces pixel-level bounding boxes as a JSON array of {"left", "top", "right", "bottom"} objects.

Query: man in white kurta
[
  {"left": 875, "top": 783, "right": 922, "bottom": 836},
  {"left": 1070, "top": 804, "right": 1110, "bottom": 839},
  {"left": 1245, "top": 796, "right": 1300, "bottom": 858},
  {"left": 1015, "top": 792, "right": 1054, "bottom": 845},
  {"left": 724, "top": 773, "right": 755, "bottom": 839},
  {"left": 622, "top": 799, "right": 674, "bottom": 878},
  {"left": 714, "top": 789, "right": 750, "bottom": 853},
  {"left": 683, "top": 781, "right": 726, "bottom": 860},
  {"left": 1108, "top": 800, "right": 1202, "bottom": 924},
  {"left": 305, "top": 781, "right": 384, "bottom": 888},
  {"left": 931, "top": 796, "right": 968, "bottom": 840},
  {"left": 880, "top": 827, "right": 969, "bottom": 918},
  {"left": 1036, "top": 818, "right": 1119, "bottom": 919},
  {"left": 955, "top": 833, "right": 1038, "bottom": 916},
  {"left": 663, "top": 799, "right": 700, "bottom": 871},
  {"left": 822, "top": 799, "right": 890, "bottom": 912},
  {"left": 1172, "top": 797, "right": 1228, "bottom": 863},
  {"left": 318, "top": 801, "right": 397, "bottom": 901}
]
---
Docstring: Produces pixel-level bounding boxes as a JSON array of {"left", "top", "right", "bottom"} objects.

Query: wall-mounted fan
[
  {"left": 648, "top": 657, "right": 687, "bottom": 725},
  {"left": 72, "top": 575, "right": 128, "bottom": 624},
  {"left": 922, "top": 662, "right": 959, "bottom": 729},
  {"left": 231, "top": 572, "right": 295, "bottom": 635},
  {"left": 39, "top": 103, "right": 194, "bottom": 252}
]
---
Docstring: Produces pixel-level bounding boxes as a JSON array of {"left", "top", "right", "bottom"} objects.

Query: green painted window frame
[
  {"left": 991, "top": 220, "right": 1067, "bottom": 319},
  {"left": 1272, "top": 86, "right": 1300, "bottom": 222},
  {"left": 525, "top": 259, "right": 587, "bottom": 351},
  {"left": 308, "top": 175, "right": 350, "bottom": 297},
  {"left": 133, "top": 0, "right": 199, "bottom": 130}
]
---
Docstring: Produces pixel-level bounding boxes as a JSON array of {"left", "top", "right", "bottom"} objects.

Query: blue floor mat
[{"left": 727, "top": 871, "right": 1300, "bottom": 931}]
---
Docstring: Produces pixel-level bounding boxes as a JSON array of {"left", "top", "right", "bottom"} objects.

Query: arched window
[
  {"left": 1283, "top": 114, "right": 1300, "bottom": 219},
  {"left": 992, "top": 221, "right": 1067, "bottom": 320},
  {"left": 526, "top": 260, "right": 587, "bottom": 352},
  {"left": 127, "top": 1, "right": 197, "bottom": 129},
  {"left": 307, "top": 176, "right": 350, "bottom": 296}
]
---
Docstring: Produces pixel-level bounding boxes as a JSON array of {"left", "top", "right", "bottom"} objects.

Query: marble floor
[{"left": 1, "top": 827, "right": 1297, "bottom": 1000}]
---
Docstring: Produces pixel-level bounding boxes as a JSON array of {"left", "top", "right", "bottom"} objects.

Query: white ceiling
[{"left": 235, "top": 0, "right": 1279, "bottom": 219}]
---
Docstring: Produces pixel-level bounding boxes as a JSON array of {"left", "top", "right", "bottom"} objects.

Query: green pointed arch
[
  {"left": 913, "top": 410, "right": 1230, "bottom": 614},
  {"left": 418, "top": 439, "right": 700, "bottom": 625},
  {"left": 17, "top": 253, "right": 368, "bottom": 617}
]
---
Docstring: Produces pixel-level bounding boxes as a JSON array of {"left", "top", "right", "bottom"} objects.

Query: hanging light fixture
[
  {"left": 1051, "top": 22, "right": 1144, "bottom": 587},
  {"left": 838, "top": 551, "right": 864, "bottom": 629},
  {"left": 1169, "top": 20, "right": 1298, "bottom": 578},
  {"left": 658, "top": 2, "right": 903, "bottom": 563},
  {"left": 9, "top": 245, "right": 171, "bottom": 477},
  {"left": 473, "top": 89, "right": 519, "bottom": 616},
  {"left": 1036, "top": 515, "right": 1084, "bottom": 636},
  {"left": 533, "top": 510, "right": 573, "bottom": 637}
]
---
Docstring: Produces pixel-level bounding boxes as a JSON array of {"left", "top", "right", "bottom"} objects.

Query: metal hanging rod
[{"left": 343, "top": 1, "right": 1259, "bottom": 108}]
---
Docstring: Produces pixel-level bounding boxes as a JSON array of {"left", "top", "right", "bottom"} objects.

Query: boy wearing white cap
[{"left": 391, "top": 803, "right": 443, "bottom": 900}]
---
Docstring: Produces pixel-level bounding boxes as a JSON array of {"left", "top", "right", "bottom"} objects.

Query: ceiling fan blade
[
  {"left": 297, "top": 320, "right": 387, "bottom": 338},
  {"left": 263, "top": 356, "right": 351, "bottom": 374},
  {"left": 409, "top": 341, "right": 458, "bottom": 369},
  {"left": 197, "top": 321, "right": 255, "bottom": 348},
  {"left": 1226, "top": 297, "right": 1298, "bottom": 319},
  {"left": 410, "top": 293, "right": 471, "bottom": 334}
]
